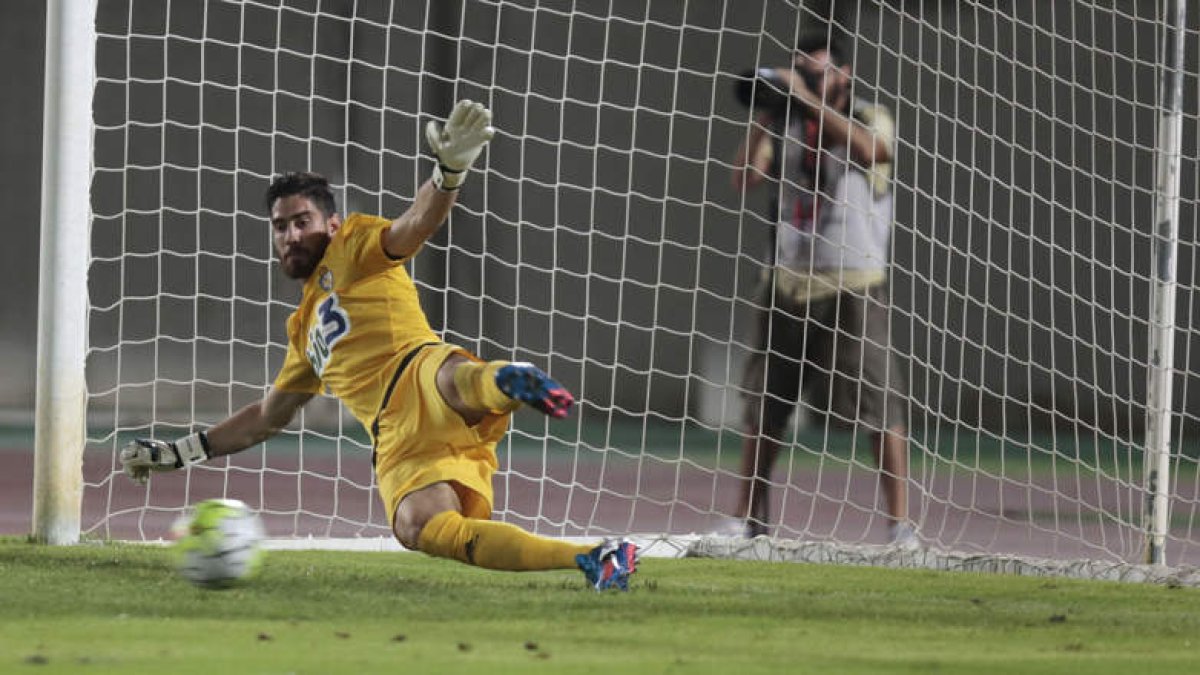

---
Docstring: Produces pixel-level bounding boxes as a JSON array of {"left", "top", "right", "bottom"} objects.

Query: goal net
[{"left": 77, "top": 0, "right": 1200, "bottom": 573}]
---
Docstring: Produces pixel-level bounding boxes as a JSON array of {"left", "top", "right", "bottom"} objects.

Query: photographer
[{"left": 727, "top": 29, "right": 916, "bottom": 548}]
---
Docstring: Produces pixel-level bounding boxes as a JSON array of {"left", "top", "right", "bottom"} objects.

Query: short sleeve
[{"left": 339, "top": 213, "right": 404, "bottom": 283}]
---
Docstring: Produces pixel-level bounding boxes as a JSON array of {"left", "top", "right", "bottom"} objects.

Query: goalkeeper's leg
[
  {"left": 441, "top": 355, "right": 574, "bottom": 421},
  {"left": 395, "top": 482, "right": 591, "bottom": 571},
  {"left": 384, "top": 351, "right": 632, "bottom": 582}
]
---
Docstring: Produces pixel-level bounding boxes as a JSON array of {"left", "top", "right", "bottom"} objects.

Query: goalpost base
[{"left": 687, "top": 536, "right": 1200, "bottom": 587}]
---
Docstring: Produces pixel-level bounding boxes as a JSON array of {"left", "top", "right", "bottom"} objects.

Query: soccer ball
[{"left": 175, "top": 499, "right": 265, "bottom": 588}]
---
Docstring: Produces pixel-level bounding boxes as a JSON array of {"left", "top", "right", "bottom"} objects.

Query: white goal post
[
  {"left": 33, "top": 0, "right": 97, "bottom": 545},
  {"left": 35, "top": 0, "right": 1200, "bottom": 579}
]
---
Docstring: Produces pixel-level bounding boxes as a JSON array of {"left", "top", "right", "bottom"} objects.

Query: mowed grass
[{"left": 1, "top": 538, "right": 1199, "bottom": 674}]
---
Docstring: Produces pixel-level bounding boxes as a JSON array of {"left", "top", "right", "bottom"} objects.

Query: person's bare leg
[
  {"left": 872, "top": 424, "right": 916, "bottom": 546},
  {"left": 871, "top": 424, "right": 908, "bottom": 523},
  {"left": 735, "top": 430, "right": 780, "bottom": 537}
]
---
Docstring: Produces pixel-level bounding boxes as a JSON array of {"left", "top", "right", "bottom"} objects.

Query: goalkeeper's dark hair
[
  {"left": 265, "top": 171, "right": 338, "bottom": 217},
  {"left": 795, "top": 23, "right": 851, "bottom": 66}
]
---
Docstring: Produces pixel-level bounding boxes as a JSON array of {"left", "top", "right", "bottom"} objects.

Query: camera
[
  {"left": 735, "top": 68, "right": 786, "bottom": 110},
  {"left": 799, "top": 68, "right": 823, "bottom": 93},
  {"left": 735, "top": 66, "right": 822, "bottom": 113}
]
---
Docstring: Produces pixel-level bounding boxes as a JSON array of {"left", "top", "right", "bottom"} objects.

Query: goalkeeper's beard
[{"left": 280, "top": 235, "right": 331, "bottom": 279}]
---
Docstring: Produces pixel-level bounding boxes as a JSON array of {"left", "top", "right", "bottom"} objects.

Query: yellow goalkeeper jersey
[{"left": 273, "top": 213, "right": 439, "bottom": 433}]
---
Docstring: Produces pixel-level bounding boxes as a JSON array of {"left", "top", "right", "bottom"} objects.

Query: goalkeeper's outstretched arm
[
  {"left": 383, "top": 99, "right": 495, "bottom": 260},
  {"left": 120, "top": 388, "right": 312, "bottom": 484},
  {"left": 205, "top": 389, "right": 313, "bottom": 457}
]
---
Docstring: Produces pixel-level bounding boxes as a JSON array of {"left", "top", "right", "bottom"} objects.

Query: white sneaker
[
  {"left": 711, "top": 516, "right": 767, "bottom": 539},
  {"left": 712, "top": 516, "right": 749, "bottom": 538},
  {"left": 888, "top": 522, "right": 921, "bottom": 551}
]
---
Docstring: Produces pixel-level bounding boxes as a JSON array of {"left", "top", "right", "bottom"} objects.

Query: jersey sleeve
[
  {"left": 273, "top": 312, "right": 322, "bottom": 394},
  {"left": 339, "top": 213, "right": 405, "bottom": 284}
]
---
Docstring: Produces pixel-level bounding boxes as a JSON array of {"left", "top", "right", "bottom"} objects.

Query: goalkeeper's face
[{"left": 270, "top": 195, "right": 340, "bottom": 279}]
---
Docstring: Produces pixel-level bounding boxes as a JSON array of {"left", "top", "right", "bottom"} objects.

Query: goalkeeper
[
  {"left": 120, "top": 100, "right": 637, "bottom": 591},
  {"left": 729, "top": 29, "right": 916, "bottom": 548}
]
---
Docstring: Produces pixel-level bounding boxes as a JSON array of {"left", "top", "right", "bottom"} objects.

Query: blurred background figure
[{"left": 727, "top": 26, "right": 916, "bottom": 548}]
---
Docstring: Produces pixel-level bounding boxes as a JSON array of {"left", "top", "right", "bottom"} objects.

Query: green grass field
[{"left": 2, "top": 538, "right": 1199, "bottom": 674}]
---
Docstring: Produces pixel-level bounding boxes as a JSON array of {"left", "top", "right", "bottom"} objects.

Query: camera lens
[
  {"left": 799, "top": 69, "right": 823, "bottom": 93},
  {"left": 735, "top": 68, "right": 789, "bottom": 111}
]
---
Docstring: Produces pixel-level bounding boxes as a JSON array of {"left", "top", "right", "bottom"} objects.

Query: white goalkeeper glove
[
  {"left": 120, "top": 431, "right": 211, "bottom": 485},
  {"left": 425, "top": 99, "right": 495, "bottom": 191}
]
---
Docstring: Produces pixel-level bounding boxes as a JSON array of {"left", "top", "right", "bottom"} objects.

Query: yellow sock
[
  {"left": 452, "top": 361, "right": 520, "bottom": 414},
  {"left": 416, "top": 511, "right": 592, "bottom": 571}
]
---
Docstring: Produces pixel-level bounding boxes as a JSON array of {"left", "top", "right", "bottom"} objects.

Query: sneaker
[
  {"left": 712, "top": 516, "right": 747, "bottom": 537},
  {"left": 712, "top": 516, "right": 768, "bottom": 539},
  {"left": 888, "top": 521, "right": 921, "bottom": 551},
  {"left": 495, "top": 362, "right": 575, "bottom": 418},
  {"left": 575, "top": 538, "right": 638, "bottom": 591}
]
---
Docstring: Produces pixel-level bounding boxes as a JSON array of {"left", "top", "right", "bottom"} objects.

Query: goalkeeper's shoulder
[
  {"left": 341, "top": 212, "right": 390, "bottom": 231},
  {"left": 334, "top": 212, "right": 393, "bottom": 244}
]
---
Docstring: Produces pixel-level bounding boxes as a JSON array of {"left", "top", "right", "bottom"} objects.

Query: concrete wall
[{"left": 6, "top": 1, "right": 1200, "bottom": 441}]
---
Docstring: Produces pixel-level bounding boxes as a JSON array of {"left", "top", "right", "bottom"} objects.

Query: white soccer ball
[{"left": 175, "top": 499, "right": 265, "bottom": 589}]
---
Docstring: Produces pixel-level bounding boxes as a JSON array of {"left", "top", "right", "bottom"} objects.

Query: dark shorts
[{"left": 741, "top": 278, "right": 908, "bottom": 436}]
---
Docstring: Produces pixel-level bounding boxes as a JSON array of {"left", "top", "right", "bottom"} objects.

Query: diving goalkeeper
[{"left": 120, "top": 100, "right": 637, "bottom": 591}]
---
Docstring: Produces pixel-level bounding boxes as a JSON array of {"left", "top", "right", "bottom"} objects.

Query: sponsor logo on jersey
[{"left": 306, "top": 293, "right": 350, "bottom": 376}]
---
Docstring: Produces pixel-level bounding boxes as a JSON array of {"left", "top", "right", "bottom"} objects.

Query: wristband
[
  {"left": 431, "top": 164, "right": 465, "bottom": 191},
  {"left": 174, "top": 431, "right": 211, "bottom": 468}
]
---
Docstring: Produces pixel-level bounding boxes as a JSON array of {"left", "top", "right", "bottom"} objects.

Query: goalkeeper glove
[
  {"left": 120, "top": 431, "right": 211, "bottom": 485},
  {"left": 425, "top": 99, "right": 495, "bottom": 191}
]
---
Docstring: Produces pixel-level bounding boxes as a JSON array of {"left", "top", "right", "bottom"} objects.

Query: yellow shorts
[{"left": 373, "top": 343, "right": 511, "bottom": 526}]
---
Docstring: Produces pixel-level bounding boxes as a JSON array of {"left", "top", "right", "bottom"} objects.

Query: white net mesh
[{"left": 84, "top": 0, "right": 1200, "bottom": 574}]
